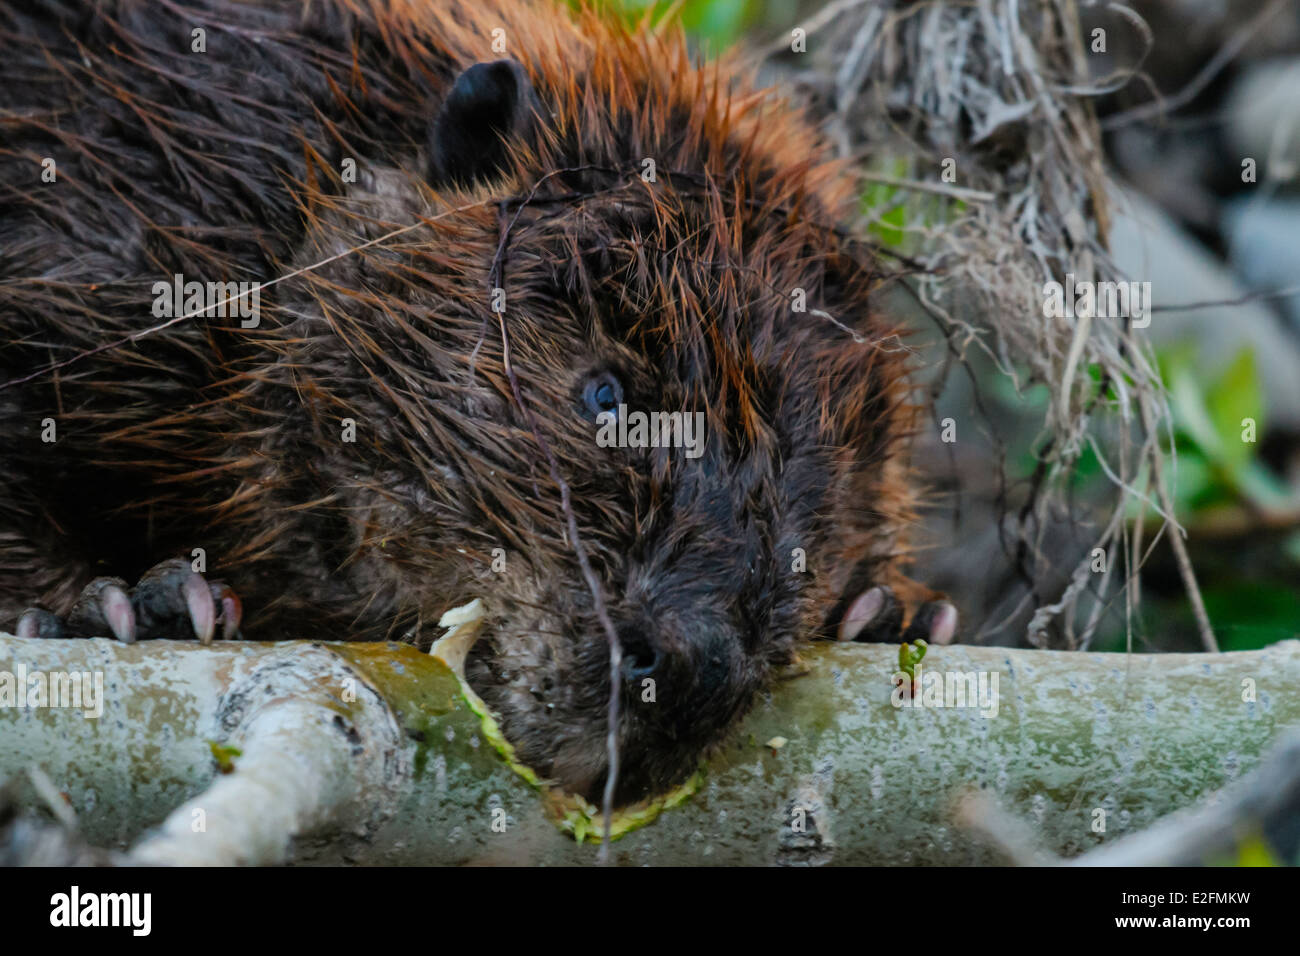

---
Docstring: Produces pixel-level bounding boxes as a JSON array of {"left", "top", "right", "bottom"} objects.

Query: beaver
[{"left": 0, "top": 0, "right": 955, "bottom": 805}]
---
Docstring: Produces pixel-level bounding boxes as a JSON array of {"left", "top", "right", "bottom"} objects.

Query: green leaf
[
  {"left": 1154, "top": 341, "right": 1198, "bottom": 386},
  {"left": 1208, "top": 834, "right": 1282, "bottom": 867},
  {"left": 898, "top": 639, "right": 928, "bottom": 681},
  {"left": 681, "top": 0, "right": 750, "bottom": 47},
  {"left": 1168, "top": 449, "right": 1217, "bottom": 514},
  {"left": 1234, "top": 459, "right": 1297, "bottom": 512},
  {"left": 1235, "top": 836, "right": 1282, "bottom": 867},
  {"left": 1167, "top": 364, "right": 1225, "bottom": 463},
  {"left": 1204, "top": 348, "right": 1263, "bottom": 473},
  {"left": 207, "top": 740, "right": 243, "bottom": 774}
]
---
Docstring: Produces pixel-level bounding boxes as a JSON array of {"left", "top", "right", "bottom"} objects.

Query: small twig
[
  {"left": 855, "top": 171, "right": 996, "bottom": 203},
  {"left": 759, "top": 0, "right": 875, "bottom": 57},
  {"left": 1139, "top": 397, "right": 1218, "bottom": 652},
  {"left": 1151, "top": 283, "right": 1300, "bottom": 313},
  {"left": 487, "top": 165, "right": 626, "bottom": 861}
]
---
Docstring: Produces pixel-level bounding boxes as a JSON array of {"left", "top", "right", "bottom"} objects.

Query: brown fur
[{"left": 0, "top": 0, "right": 918, "bottom": 803}]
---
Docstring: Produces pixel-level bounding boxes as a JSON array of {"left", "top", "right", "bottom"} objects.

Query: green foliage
[
  {"left": 1209, "top": 833, "right": 1282, "bottom": 867},
  {"left": 1159, "top": 345, "right": 1294, "bottom": 516},
  {"left": 1099, "top": 345, "right": 1300, "bottom": 652},
  {"left": 207, "top": 741, "right": 242, "bottom": 774},
  {"left": 898, "top": 638, "right": 928, "bottom": 681},
  {"left": 583, "top": 0, "right": 757, "bottom": 49},
  {"left": 1200, "top": 583, "right": 1300, "bottom": 651},
  {"left": 860, "top": 159, "right": 968, "bottom": 251},
  {"left": 862, "top": 172, "right": 909, "bottom": 248}
]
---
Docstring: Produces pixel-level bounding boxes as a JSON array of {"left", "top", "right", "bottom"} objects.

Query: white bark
[{"left": 1, "top": 633, "right": 1297, "bottom": 864}]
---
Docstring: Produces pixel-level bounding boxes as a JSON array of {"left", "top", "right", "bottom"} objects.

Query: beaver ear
[{"left": 429, "top": 59, "right": 539, "bottom": 187}]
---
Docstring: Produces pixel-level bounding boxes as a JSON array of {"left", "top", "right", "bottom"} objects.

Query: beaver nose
[{"left": 617, "top": 627, "right": 664, "bottom": 681}]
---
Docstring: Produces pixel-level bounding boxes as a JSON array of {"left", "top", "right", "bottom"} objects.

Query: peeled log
[{"left": 0, "top": 633, "right": 1297, "bottom": 865}]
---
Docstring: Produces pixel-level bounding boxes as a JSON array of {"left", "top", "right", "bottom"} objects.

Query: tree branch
[{"left": 1, "top": 634, "right": 1297, "bottom": 864}]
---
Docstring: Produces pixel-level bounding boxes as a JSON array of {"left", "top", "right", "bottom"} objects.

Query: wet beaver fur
[{"left": 0, "top": 0, "right": 953, "bottom": 804}]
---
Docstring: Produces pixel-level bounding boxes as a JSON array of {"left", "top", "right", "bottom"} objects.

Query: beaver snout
[
  {"left": 613, "top": 609, "right": 742, "bottom": 691},
  {"left": 612, "top": 609, "right": 712, "bottom": 684},
  {"left": 617, "top": 627, "right": 664, "bottom": 681}
]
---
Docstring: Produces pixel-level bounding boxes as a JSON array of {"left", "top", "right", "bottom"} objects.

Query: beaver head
[{"left": 282, "top": 21, "right": 913, "bottom": 806}]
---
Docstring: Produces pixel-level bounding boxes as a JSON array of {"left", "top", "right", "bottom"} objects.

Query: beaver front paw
[
  {"left": 837, "top": 585, "right": 958, "bottom": 645},
  {"left": 15, "top": 558, "right": 242, "bottom": 644}
]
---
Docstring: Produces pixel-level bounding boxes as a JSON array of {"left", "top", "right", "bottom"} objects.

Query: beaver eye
[{"left": 582, "top": 371, "right": 624, "bottom": 418}]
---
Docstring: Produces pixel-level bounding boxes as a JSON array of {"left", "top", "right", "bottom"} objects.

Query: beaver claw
[
  {"left": 837, "top": 585, "right": 957, "bottom": 645},
  {"left": 16, "top": 558, "right": 242, "bottom": 644}
]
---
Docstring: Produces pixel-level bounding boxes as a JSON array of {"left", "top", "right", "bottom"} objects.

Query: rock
[
  {"left": 1222, "top": 196, "right": 1300, "bottom": 333},
  {"left": 1107, "top": 183, "right": 1300, "bottom": 430},
  {"left": 1224, "top": 58, "right": 1300, "bottom": 186}
]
